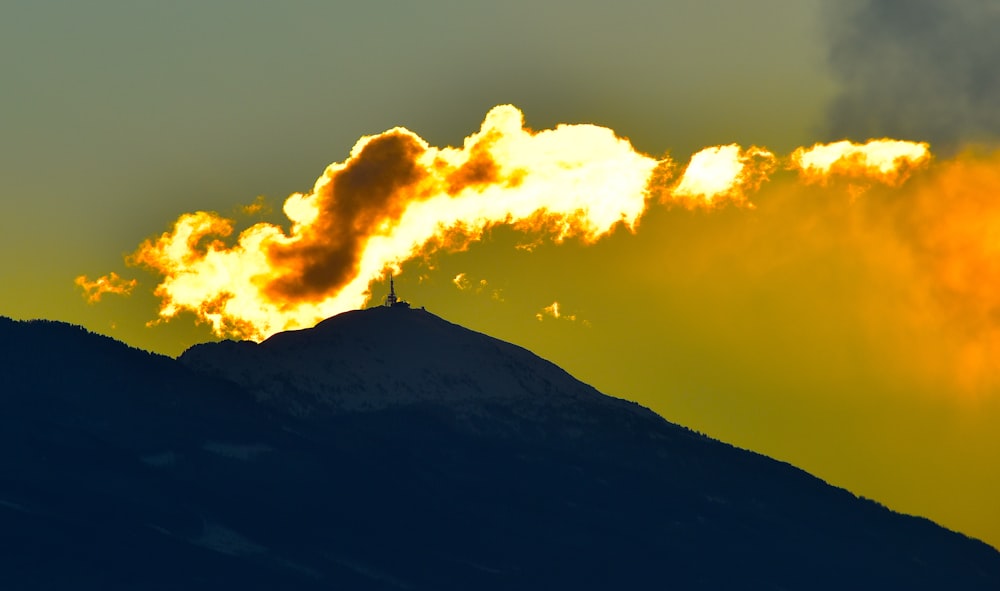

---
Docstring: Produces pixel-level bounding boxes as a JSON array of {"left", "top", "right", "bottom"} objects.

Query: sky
[{"left": 4, "top": 0, "right": 1000, "bottom": 549}]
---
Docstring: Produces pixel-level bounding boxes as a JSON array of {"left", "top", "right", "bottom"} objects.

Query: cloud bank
[{"left": 83, "top": 104, "right": 1000, "bottom": 396}]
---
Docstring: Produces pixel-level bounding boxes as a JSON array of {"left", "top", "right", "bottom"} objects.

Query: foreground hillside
[{"left": 1, "top": 311, "right": 998, "bottom": 590}]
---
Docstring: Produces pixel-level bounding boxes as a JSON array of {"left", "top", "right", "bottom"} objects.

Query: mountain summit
[
  {"left": 2, "top": 312, "right": 999, "bottom": 589},
  {"left": 180, "top": 306, "right": 614, "bottom": 416}
]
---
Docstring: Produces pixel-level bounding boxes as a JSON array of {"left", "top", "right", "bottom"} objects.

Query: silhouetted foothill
[{"left": 1, "top": 313, "right": 998, "bottom": 590}]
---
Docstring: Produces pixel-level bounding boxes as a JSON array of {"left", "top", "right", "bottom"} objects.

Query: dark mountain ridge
[
  {"left": 1, "top": 311, "right": 998, "bottom": 589},
  {"left": 180, "top": 306, "right": 643, "bottom": 423}
]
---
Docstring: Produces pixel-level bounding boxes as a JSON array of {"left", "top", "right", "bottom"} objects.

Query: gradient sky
[{"left": 4, "top": 1, "right": 1000, "bottom": 549}]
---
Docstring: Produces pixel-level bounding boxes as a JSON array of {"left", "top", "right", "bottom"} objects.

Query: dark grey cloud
[{"left": 824, "top": 0, "right": 1000, "bottom": 149}]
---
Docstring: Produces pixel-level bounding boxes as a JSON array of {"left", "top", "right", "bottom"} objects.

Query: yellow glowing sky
[{"left": 3, "top": 1, "right": 1000, "bottom": 549}]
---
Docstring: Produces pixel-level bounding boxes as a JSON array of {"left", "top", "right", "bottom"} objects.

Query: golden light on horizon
[
  {"left": 78, "top": 106, "right": 1000, "bottom": 398},
  {"left": 117, "top": 106, "right": 659, "bottom": 340}
]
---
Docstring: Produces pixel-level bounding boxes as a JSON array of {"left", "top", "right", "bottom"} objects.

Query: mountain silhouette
[{"left": 1, "top": 309, "right": 998, "bottom": 590}]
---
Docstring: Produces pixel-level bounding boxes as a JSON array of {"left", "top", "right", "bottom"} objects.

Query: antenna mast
[{"left": 385, "top": 272, "right": 398, "bottom": 307}]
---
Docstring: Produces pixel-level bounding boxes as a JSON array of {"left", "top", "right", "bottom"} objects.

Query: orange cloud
[
  {"left": 97, "top": 105, "right": 950, "bottom": 365},
  {"left": 867, "top": 149, "right": 1000, "bottom": 393},
  {"left": 669, "top": 144, "right": 776, "bottom": 207},
  {"left": 239, "top": 195, "right": 271, "bottom": 216},
  {"left": 75, "top": 272, "right": 137, "bottom": 303},
  {"left": 536, "top": 301, "right": 578, "bottom": 322},
  {"left": 790, "top": 139, "right": 930, "bottom": 186},
  {"left": 128, "top": 105, "right": 659, "bottom": 340}
]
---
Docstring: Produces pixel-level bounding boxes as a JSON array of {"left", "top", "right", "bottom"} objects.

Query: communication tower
[{"left": 385, "top": 273, "right": 398, "bottom": 307}]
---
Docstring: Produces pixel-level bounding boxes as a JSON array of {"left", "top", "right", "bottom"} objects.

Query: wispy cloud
[
  {"left": 536, "top": 301, "right": 585, "bottom": 324},
  {"left": 74, "top": 272, "right": 137, "bottom": 303}
]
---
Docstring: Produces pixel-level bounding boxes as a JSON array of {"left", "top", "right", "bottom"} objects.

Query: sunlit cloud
[
  {"left": 790, "top": 139, "right": 930, "bottom": 185},
  {"left": 106, "top": 107, "right": 929, "bottom": 340},
  {"left": 123, "top": 105, "right": 658, "bottom": 340},
  {"left": 83, "top": 105, "right": 1000, "bottom": 395},
  {"left": 75, "top": 272, "right": 137, "bottom": 303},
  {"left": 239, "top": 195, "right": 271, "bottom": 217},
  {"left": 536, "top": 301, "right": 578, "bottom": 323},
  {"left": 453, "top": 272, "right": 495, "bottom": 298},
  {"left": 669, "top": 144, "right": 776, "bottom": 207}
]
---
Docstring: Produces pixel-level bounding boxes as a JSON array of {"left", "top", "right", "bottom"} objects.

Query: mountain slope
[
  {"left": 1, "top": 312, "right": 998, "bottom": 589},
  {"left": 180, "top": 306, "right": 619, "bottom": 415}
]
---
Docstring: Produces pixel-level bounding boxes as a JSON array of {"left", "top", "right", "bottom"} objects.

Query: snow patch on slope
[{"left": 180, "top": 307, "right": 623, "bottom": 418}]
